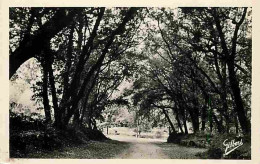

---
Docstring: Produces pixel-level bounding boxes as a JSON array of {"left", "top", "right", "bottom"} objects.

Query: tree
[
  {"left": 10, "top": 7, "right": 251, "bottom": 136},
  {"left": 9, "top": 8, "right": 77, "bottom": 78}
]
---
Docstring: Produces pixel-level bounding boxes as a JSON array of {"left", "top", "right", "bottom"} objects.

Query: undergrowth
[
  {"left": 10, "top": 111, "right": 108, "bottom": 158},
  {"left": 167, "top": 132, "right": 251, "bottom": 159}
]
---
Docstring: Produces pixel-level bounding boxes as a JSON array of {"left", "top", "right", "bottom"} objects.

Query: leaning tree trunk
[
  {"left": 79, "top": 69, "right": 100, "bottom": 125},
  {"left": 162, "top": 108, "right": 176, "bottom": 134},
  {"left": 174, "top": 110, "right": 184, "bottom": 134},
  {"left": 227, "top": 59, "right": 250, "bottom": 134}
]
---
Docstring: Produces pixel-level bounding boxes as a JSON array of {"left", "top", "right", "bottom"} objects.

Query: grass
[
  {"left": 22, "top": 140, "right": 130, "bottom": 159},
  {"left": 155, "top": 142, "right": 207, "bottom": 159}
]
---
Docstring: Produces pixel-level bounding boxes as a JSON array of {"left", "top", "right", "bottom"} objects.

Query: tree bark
[
  {"left": 41, "top": 41, "right": 61, "bottom": 128},
  {"left": 41, "top": 57, "right": 52, "bottom": 124},
  {"left": 212, "top": 112, "right": 224, "bottom": 133},
  {"left": 183, "top": 119, "right": 188, "bottom": 134},
  {"left": 172, "top": 104, "right": 184, "bottom": 133},
  {"left": 188, "top": 108, "right": 200, "bottom": 133},
  {"left": 80, "top": 69, "right": 100, "bottom": 124},
  {"left": 235, "top": 115, "right": 239, "bottom": 134},
  {"left": 73, "top": 106, "right": 80, "bottom": 127},
  {"left": 177, "top": 103, "right": 188, "bottom": 134},
  {"left": 47, "top": 55, "right": 60, "bottom": 128},
  {"left": 162, "top": 108, "right": 176, "bottom": 134},
  {"left": 175, "top": 111, "right": 184, "bottom": 134},
  {"left": 213, "top": 47, "right": 230, "bottom": 133},
  {"left": 62, "top": 23, "right": 75, "bottom": 102},
  {"left": 227, "top": 59, "right": 250, "bottom": 134}
]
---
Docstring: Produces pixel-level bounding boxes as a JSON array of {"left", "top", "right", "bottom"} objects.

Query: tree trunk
[
  {"left": 188, "top": 108, "right": 200, "bottom": 133},
  {"left": 175, "top": 111, "right": 184, "bottom": 134},
  {"left": 213, "top": 49, "right": 230, "bottom": 133},
  {"left": 183, "top": 119, "right": 188, "bottom": 134},
  {"left": 208, "top": 102, "right": 213, "bottom": 133},
  {"left": 212, "top": 112, "right": 224, "bottom": 133},
  {"left": 227, "top": 60, "right": 250, "bottom": 134},
  {"left": 41, "top": 59, "right": 52, "bottom": 124},
  {"left": 201, "top": 105, "right": 207, "bottom": 131},
  {"left": 73, "top": 107, "right": 80, "bottom": 127},
  {"left": 235, "top": 115, "right": 239, "bottom": 134},
  {"left": 209, "top": 117, "right": 213, "bottom": 133},
  {"left": 171, "top": 106, "right": 184, "bottom": 133},
  {"left": 61, "top": 23, "right": 75, "bottom": 104},
  {"left": 162, "top": 108, "right": 176, "bottom": 134},
  {"left": 80, "top": 69, "right": 100, "bottom": 124},
  {"left": 179, "top": 104, "right": 188, "bottom": 134},
  {"left": 44, "top": 46, "right": 61, "bottom": 128}
]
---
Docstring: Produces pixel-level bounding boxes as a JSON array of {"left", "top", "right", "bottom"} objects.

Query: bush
[
  {"left": 10, "top": 127, "right": 65, "bottom": 157},
  {"left": 167, "top": 133, "right": 187, "bottom": 144},
  {"left": 10, "top": 110, "right": 110, "bottom": 157},
  {"left": 10, "top": 111, "right": 45, "bottom": 131},
  {"left": 9, "top": 112, "right": 56, "bottom": 157}
]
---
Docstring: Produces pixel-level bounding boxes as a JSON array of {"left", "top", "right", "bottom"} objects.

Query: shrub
[
  {"left": 10, "top": 111, "right": 45, "bottom": 131},
  {"left": 167, "top": 133, "right": 187, "bottom": 144}
]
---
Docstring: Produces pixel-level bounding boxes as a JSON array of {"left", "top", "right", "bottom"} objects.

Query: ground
[
  {"left": 24, "top": 134, "right": 207, "bottom": 159},
  {"left": 109, "top": 135, "right": 207, "bottom": 159}
]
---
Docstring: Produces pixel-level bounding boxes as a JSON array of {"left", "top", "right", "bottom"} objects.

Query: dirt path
[
  {"left": 109, "top": 135, "right": 168, "bottom": 159},
  {"left": 118, "top": 142, "right": 168, "bottom": 158},
  {"left": 108, "top": 135, "right": 207, "bottom": 159}
]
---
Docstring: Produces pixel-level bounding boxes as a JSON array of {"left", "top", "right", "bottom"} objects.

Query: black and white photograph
[{"left": 8, "top": 7, "right": 252, "bottom": 160}]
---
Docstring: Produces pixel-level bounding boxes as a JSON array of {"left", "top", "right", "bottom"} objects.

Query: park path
[{"left": 107, "top": 135, "right": 207, "bottom": 159}]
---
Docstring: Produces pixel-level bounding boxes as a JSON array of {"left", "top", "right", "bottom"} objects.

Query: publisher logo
[{"left": 223, "top": 138, "right": 243, "bottom": 156}]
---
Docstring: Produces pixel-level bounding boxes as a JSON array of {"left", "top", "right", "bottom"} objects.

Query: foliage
[{"left": 9, "top": 7, "right": 251, "bottom": 159}]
